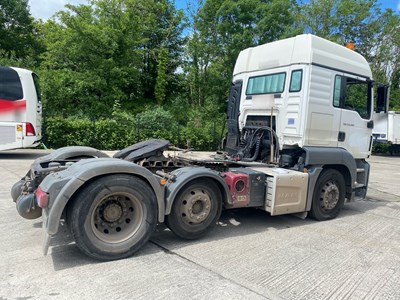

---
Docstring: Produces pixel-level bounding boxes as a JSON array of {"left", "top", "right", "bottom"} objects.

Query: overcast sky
[{"left": 28, "top": 0, "right": 399, "bottom": 21}]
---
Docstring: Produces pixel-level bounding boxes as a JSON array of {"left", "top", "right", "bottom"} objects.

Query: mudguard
[
  {"left": 40, "top": 158, "right": 165, "bottom": 236},
  {"left": 32, "top": 146, "right": 109, "bottom": 169},
  {"left": 303, "top": 147, "right": 363, "bottom": 210},
  {"left": 41, "top": 146, "right": 109, "bottom": 161},
  {"left": 303, "top": 146, "right": 357, "bottom": 187},
  {"left": 164, "top": 167, "right": 232, "bottom": 215},
  {"left": 29, "top": 146, "right": 109, "bottom": 174}
]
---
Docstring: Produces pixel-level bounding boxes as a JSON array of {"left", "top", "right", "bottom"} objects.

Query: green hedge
[
  {"left": 44, "top": 111, "right": 396, "bottom": 154},
  {"left": 44, "top": 107, "right": 225, "bottom": 151},
  {"left": 372, "top": 142, "right": 390, "bottom": 154}
]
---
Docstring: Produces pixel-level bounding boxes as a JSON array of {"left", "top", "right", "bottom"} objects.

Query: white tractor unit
[{"left": 12, "top": 34, "right": 388, "bottom": 260}]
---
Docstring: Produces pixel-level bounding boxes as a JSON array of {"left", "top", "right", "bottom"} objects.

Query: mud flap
[{"left": 42, "top": 209, "right": 51, "bottom": 256}]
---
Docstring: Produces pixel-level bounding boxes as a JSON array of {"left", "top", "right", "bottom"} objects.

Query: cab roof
[{"left": 233, "top": 34, "right": 372, "bottom": 79}]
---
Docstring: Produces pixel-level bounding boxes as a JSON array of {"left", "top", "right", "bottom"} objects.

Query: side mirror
[{"left": 376, "top": 85, "right": 389, "bottom": 113}]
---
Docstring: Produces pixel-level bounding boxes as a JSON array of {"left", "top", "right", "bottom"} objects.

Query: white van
[{"left": 0, "top": 66, "right": 42, "bottom": 150}]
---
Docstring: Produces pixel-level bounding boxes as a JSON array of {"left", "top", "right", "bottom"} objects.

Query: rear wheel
[
  {"left": 309, "top": 169, "right": 345, "bottom": 221},
  {"left": 67, "top": 175, "right": 157, "bottom": 261},
  {"left": 166, "top": 179, "right": 222, "bottom": 240}
]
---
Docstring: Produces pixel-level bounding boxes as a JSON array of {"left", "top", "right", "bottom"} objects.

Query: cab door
[{"left": 335, "top": 74, "right": 373, "bottom": 158}]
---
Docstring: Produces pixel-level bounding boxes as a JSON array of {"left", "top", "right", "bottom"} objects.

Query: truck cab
[
  {"left": 227, "top": 34, "right": 374, "bottom": 160},
  {"left": 225, "top": 35, "right": 374, "bottom": 207}
]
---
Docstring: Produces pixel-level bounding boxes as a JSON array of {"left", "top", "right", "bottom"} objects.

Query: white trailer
[{"left": 373, "top": 111, "right": 400, "bottom": 154}]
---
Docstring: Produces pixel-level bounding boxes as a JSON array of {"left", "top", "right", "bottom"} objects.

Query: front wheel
[
  {"left": 67, "top": 175, "right": 157, "bottom": 261},
  {"left": 166, "top": 179, "right": 222, "bottom": 240},
  {"left": 309, "top": 169, "right": 346, "bottom": 221}
]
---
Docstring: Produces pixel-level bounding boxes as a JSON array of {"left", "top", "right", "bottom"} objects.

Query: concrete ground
[{"left": 0, "top": 150, "right": 399, "bottom": 300}]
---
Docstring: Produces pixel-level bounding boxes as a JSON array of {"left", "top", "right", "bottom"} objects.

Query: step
[
  {"left": 354, "top": 183, "right": 364, "bottom": 189},
  {"left": 353, "top": 195, "right": 365, "bottom": 201}
]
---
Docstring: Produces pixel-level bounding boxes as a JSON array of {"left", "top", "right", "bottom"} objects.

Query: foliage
[
  {"left": 137, "top": 106, "right": 177, "bottom": 142},
  {"left": 38, "top": 0, "right": 185, "bottom": 117},
  {"left": 371, "top": 142, "right": 390, "bottom": 154},
  {"left": 45, "top": 115, "right": 134, "bottom": 150},
  {"left": 0, "top": 0, "right": 33, "bottom": 56},
  {"left": 180, "top": 105, "right": 225, "bottom": 150},
  {"left": 44, "top": 106, "right": 224, "bottom": 151},
  {"left": 300, "top": 0, "right": 400, "bottom": 109},
  {"left": 155, "top": 47, "right": 169, "bottom": 105},
  {"left": 0, "top": 0, "right": 43, "bottom": 66},
  {"left": 300, "top": 0, "right": 380, "bottom": 45},
  {"left": 1, "top": 0, "right": 400, "bottom": 150},
  {"left": 368, "top": 9, "right": 400, "bottom": 110},
  {"left": 184, "top": 0, "right": 300, "bottom": 109}
]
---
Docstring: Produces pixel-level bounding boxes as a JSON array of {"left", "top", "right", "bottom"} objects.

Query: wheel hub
[
  {"left": 192, "top": 200, "right": 204, "bottom": 214},
  {"left": 321, "top": 181, "right": 339, "bottom": 210},
  {"left": 180, "top": 189, "right": 211, "bottom": 225},
  {"left": 91, "top": 193, "right": 143, "bottom": 243},
  {"left": 103, "top": 202, "right": 123, "bottom": 222}
]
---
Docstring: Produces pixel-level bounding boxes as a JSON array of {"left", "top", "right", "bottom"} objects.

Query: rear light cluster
[
  {"left": 36, "top": 187, "right": 49, "bottom": 208},
  {"left": 25, "top": 122, "right": 36, "bottom": 136}
]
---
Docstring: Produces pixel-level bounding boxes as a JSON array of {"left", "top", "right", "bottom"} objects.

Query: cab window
[
  {"left": 289, "top": 70, "right": 302, "bottom": 92},
  {"left": 246, "top": 72, "right": 286, "bottom": 95},
  {"left": 333, "top": 75, "right": 371, "bottom": 119},
  {"left": 333, "top": 76, "right": 342, "bottom": 107}
]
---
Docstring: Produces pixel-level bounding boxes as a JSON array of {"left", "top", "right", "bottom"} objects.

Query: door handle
[{"left": 338, "top": 131, "right": 345, "bottom": 142}]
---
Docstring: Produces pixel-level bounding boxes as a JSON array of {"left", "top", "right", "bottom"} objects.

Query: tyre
[
  {"left": 166, "top": 179, "right": 222, "bottom": 240},
  {"left": 11, "top": 179, "right": 24, "bottom": 203},
  {"left": 67, "top": 175, "right": 157, "bottom": 261},
  {"left": 309, "top": 169, "right": 346, "bottom": 221}
]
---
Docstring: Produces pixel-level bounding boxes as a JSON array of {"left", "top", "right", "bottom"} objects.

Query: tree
[
  {"left": 300, "top": 0, "right": 381, "bottom": 45},
  {"left": 368, "top": 9, "right": 400, "bottom": 109},
  {"left": 185, "top": 0, "right": 300, "bottom": 110},
  {"left": 39, "top": 0, "right": 185, "bottom": 116},
  {"left": 0, "top": 0, "right": 42, "bottom": 65},
  {"left": 300, "top": 0, "right": 400, "bottom": 109},
  {"left": 140, "top": 0, "right": 186, "bottom": 104}
]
